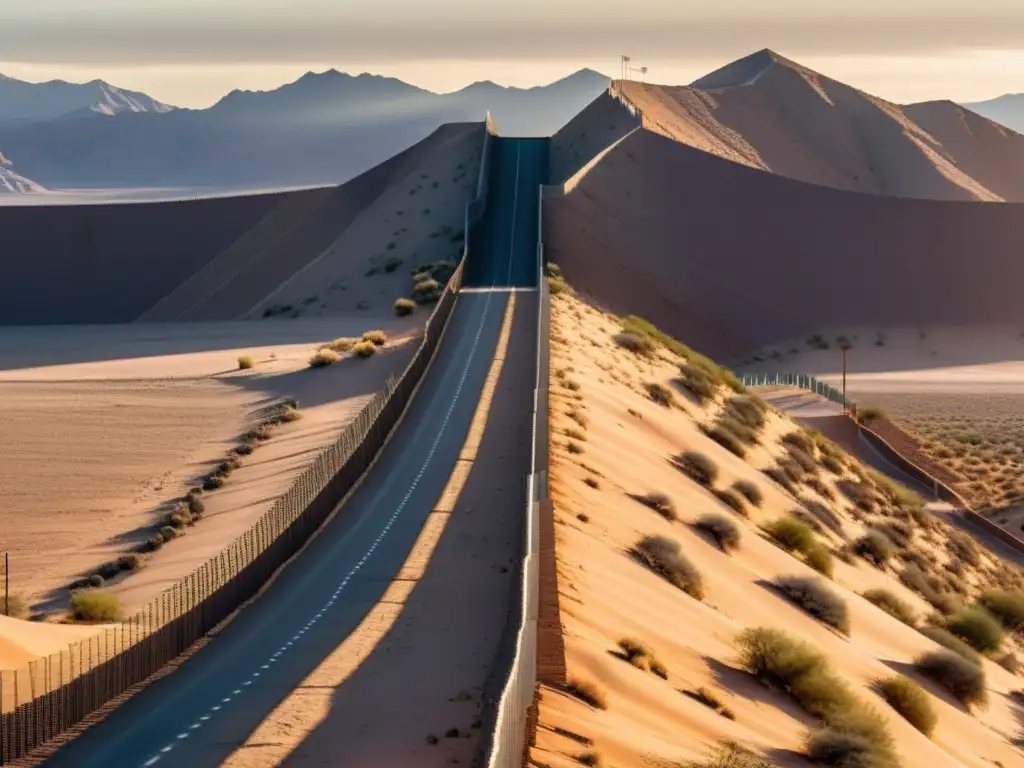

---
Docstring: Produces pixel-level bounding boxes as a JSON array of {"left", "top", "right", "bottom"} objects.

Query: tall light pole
[
  {"left": 624, "top": 56, "right": 631, "bottom": 81},
  {"left": 640, "top": 66, "right": 648, "bottom": 82}
]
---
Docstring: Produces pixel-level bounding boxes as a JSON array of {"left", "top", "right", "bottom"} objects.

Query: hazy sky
[{"left": 1, "top": 0, "right": 1022, "bottom": 107}]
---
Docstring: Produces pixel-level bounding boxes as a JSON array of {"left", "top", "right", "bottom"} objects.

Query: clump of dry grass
[
  {"left": 237, "top": 355, "right": 255, "bottom": 370},
  {"left": 916, "top": 650, "right": 987, "bottom": 708},
  {"left": 69, "top": 590, "right": 122, "bottom": 622},
  {"left": 862, "top": 589, "right": 917, "bottom": 627},
  {"left": 774, "top": 575, "right": 850, "bottom": 633},
  {"left": 565, "top": 678, "right": 607, "bottom": 709},
  {"left": 672, "top": 451, "right": 718, "bottom": 488},
  {"left": 635, "top": 492, "right": 676, "bottom": 521},
  {"left": 682, "top": 688, "right": 736, "bottom": 721},
  {"left": 309, "top": 349, "right": 341, "bottom": 368},
  {"left": 731, "top": 480, "right": 763, "bottom": 507},
  {"left": 876, "top": 675, "right": 937, "bottom": 736},
  {"left": 696, "top": 514, "right": 742, "bottom": 552},
  {"left": 633, "top": 535, "right": 704, "bottom": 599},
  {"left": 362, "top": 330, "right": 388, "bottom": 346},
  {"left": 616, "top": 638, "right": 668, "bottom": 679}
]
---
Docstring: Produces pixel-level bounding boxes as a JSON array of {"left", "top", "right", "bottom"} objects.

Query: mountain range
[
  {"left": 0, "top": 69, "right": 610, "bottom": 192},
  {"left": 965, "top": 93, "right": 1024, "bottom": 135}
]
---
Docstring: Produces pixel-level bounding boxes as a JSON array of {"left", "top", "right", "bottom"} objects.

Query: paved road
[{"left": 45, "top": 137, "right": 550, "bottom": 767}]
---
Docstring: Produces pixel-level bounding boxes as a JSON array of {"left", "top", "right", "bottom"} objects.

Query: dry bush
[
  {"left": 946, "top": 606, "right": 1004, "bottom": 652},
  {"left": 714, "top": 489, "right": 747, "bottom": 516},
  {"left": 916, "top": 650, "right": 987, "bottom": 708},
  {"left": 799, "top": 499, "right": 844, "bottom": 535},
  {"left": 853, "top": 531, "right": 895, "bottom": 568},
  {"left": 723, "top": 396, "right": 767, "bottom": 432},
  {"left": 782, "top": 430, "right": 815, "bottom": 454},
  {"left": 804, "top": 725, "right": 893, "bottom": 768},
  {"left": 633, "top": 535, "right": 704, "bottom": 599},
  {"left": 876, "top": 675, "right": 937, "bottom": 735},
  {"left": 763, "top": 466, "right": 796, "bottom": 494},
  {"left": 947, "top": 531, "right": 981, "bottom": 567},
  {"left": 697, "top": 514, "right": 742, "bottom": 553},
  {"left": 804, "top": 476, "right": 835, "bottom": 501},
  {"left": 978, "top": 589, "right": 1024, "bottom": 632},
  {"left": 996, "top": 652, "right": 1020, "bottom": 674},
  {"left": 766, "top": 516, "right": 815, "bottom": 554},
  {"left": 673, "top": 451, "right": 719, "bottom": 488},
  {"left": 786, "top": 445, "right": 819, "bottom": 475},
  {"left": 862, "top": 589, "right": 917, "bottom": 627},
  {"left": 237, "top": 355, "right": 254, "bottom": 370},
  {"left": 705, "top": 423, "right": 747, "bottom": 457},
  {"left": 394, "top": 298, "right": 416, "bottom": 316},
  {"left": 565, "top": 678, "right": 608, "bottom": 709},
  {"left": 681, "top": 742, "right": 771, "bottom": 768},
  {"left": 821, "top": 454, "right": 845, "bottom": 475},
  {"left": 837, "top": 479, "right": 876, "bottom": 511},
  {"left": 70, "top": 590, "right": 122, "bottom": 622},
  {"left": 636, "top": 492, "right": 677, "bottom": 521},
  {"left": 614, "top": 331, "right": 655, "bottom": 356},
  {"left": 577, "top": 752, "right": 602, "bottom": 767},
  {"left": 919, "top": 625, "right": 981, "bottom": 665},
  {"left": 309, "top": 349, "right": 341, "bottom": 368},
  {"left": 902, "top": 565, "right": 961, "bottom": 615},
  {"left": 775, "top": 575, "right": 850, "bottom": 633},
  {"left": 801, "top": 545, "right": 833, "bottom": 578},
  {"left": 871, "top": 520, "right": 912, "bottom": 549},
  {"left": 682, "top": 690, "right": 736, "bottom": 721},
  {"left": 646, "top": 382, "right": 673, "bottom": 407},
  {"left": 330, "top": 338, "right": 355, "bottom": 352},
  {"left": 413, "top": 277, "right": 442, "bottom": 302},
  {"left": 362, "top": 330, "right": 388, "bottom": 346},
  {"left": 731, "top": 480, "right": 763, "bottom": 507},
  {"left": 678, "top": 363, "right": 717, "bottom": 403},
  {"left": 353, "top": 340, "right": 377, "bottom": 358}
]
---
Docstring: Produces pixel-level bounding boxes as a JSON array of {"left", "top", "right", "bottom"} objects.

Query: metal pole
[
  {"left": 842, "top": 347, "right": 847, "bottom": 414},
  {"left": 4, "top": 552, "right": 7, "bottom": 617}
]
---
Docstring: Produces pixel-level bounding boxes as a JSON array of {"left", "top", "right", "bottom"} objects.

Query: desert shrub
[
  {"left": 645, "top": 382, "right": 673, "bottom": 407},
  {"left": 146, "top": 533, "right": 165, "bottom": 552},
  {"left": 159, "top": 525, "right": 178, "bottom": 541},
  {"left": 233, "top": 442, "right": 254, "bottom": 457},
  {"left": 697, "top": 514, "right": 742, "bottom": 552},
  {"left": 901, "top": 565, "right": 961, "bottom": 615},
  {"left": 544, "top": 262, "right": 562, "bottom": 278},
  {"left": 786, "top": 446, "right": 819, "bottom": 475},
  {"left": 615, "top": 331, "right": 655, "bottom": 356},
  {"left": 804, "top": 727, "right": 889, "bottom": 768},
  {"left": 978, "top": 589, "right": 1024, "bottom": 631},
  {"left": 723, "top": 395, "right": 766, "bottom": 432},
  {"left": 650, "top": 658, "right": 668, "bottom": 679},
  {"left": 782, "top": 430, "right": 815, "bottom": 455},
  {"left": 617, "top": 637, "right": 652, "bottom": 667},
  {"left": 778, "top": 458, "right": 806, "bottom": 484},
  {"left": 330, "top": 337, "right": 355, "bottom": 352},
  {"left": 775, "top": 576, "right": 850, "bottom": 632},
  {"left": 822, "top": 455, "right": 845, "bottom": 475},
  {"left": 0, "top": 594, "right": 28, "bottom": 618},
  {"left": 237, "top": 355, "right": 254, "bottom": 370},
  {"left": 804, "top": 476, "right": 836, "bottom": 501},
  {"left": 872, "top": 521, "right": 912, "bottom": 549},
  {"left": 187, "top": 495, "right": 205, "bottom": 516},
  {"left": 852, "top": 531, "right": 895, "bottom": 568},
  {"left": 876, "top": 676, "right": 936, "bottom": 735},
  {"left": 704, "top": 423, "right": 746, "bottom": 457},
  {"left": 731, "top": 480, "right": 763, "bottom": 507},
  {"left": 799, "top": 499, "right": 844, "bottom": 535},
  {"left": 413, "top": 277, "right": 441, "bottom": 302},
  {"left": 203, "top": 475, "right": 225, "bottom": 491},
  {"left": 362, "top": 330, "right": 388, "bottom": 346},
  {"left": 309, "top": 349, "right": 341, "bottom": 368},
  {"left": 577, "top": 752, "right": 602, "bottom": 767},
  {"left": 677, "top": 363, "right": 717, "bottom": 403},
  {"left": 565, "top": 678, "right": 607, "bottom": 709},
  {"left": 907, "top": 505, "right": 935, "bottom": 528},
  {"left": 637, "top": 492, "right": 677, "bottom": 521},
  {"left": 633, "top": 535, "right": 704, "bottom": 599},
  {"left": 790, "top": 507, "right": 823, "bottom": 534},
  {"left": 88, "top": 574, "right": 104, "bottom": 588},
  {"left": 919, "top": 625, "right": 981, "bottom": 664},
  {"left": 681, "top": 742, "right": 772, "bottom": 768},
  {"left": 947, "top": 606, "right": 1004, "bottom": 652},
  {"left": 862, "top": 589, "right": 917, "bottom": 627},
  {"left": 549, "top": 276, "right": 574, "bottom": 296},
  {"left": 353, "top": 340, "right": 377, "bottom": 358},
  {"left": 118, "top": 554, "right": 142, "bottom": 573},
  {"left": 806, "top": 545, "right": 835, "bottom": 578},
  {"left": 70, "top": 590, "right": 122, "bottom": 622},
  {"left": 763, "top": 466, "right": 796, "bottom": 494},
  {"left": 714, "top": 489, "right": 747, "bottom": 516},
  {"left": 996, "top": 652, "right": 1020, "bottom": 674},
  {"left": 738, "top": 627, "right": 827, "bottom": 692},
  {"left": 168, "top": 512, "right": 190, "bottom": 529},
  {"left": 393, "top": 298, "right": 416, "bottom": 316},
  {"left": 916, "top": 650, "right": 987, "bottom": 708},
  {"left": 567, "top": 442, "right": 584, "bottom": 455},
  {"left": 837, "top": 479, "right": 876, "bottom": 511},
  {"left": 766, "top": 516, "right": 815, "bottom": 554},
  {"left": 96, "top": 561, "right": 122, "bottom": 579},
  {"left": 947, "top": 531, "right": 981, "bottom": 567},
  {"left": 673, "top": 451, "right": 718, "bottom": 487}
]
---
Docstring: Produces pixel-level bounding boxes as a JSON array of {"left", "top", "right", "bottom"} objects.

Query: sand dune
[
  {"left": 615, "top": 49, "right": 1024, "bottom": 202},
  {"left": 532, "top": 293, "right": 1024, "bottom": 768},
  {"left": 544, "top": 96, "right": 1024, "bottom": 361}
]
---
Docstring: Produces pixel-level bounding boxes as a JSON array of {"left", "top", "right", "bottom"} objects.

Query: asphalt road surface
[{"left": 45, "top": 136, "right": 550, "bottom": 767}]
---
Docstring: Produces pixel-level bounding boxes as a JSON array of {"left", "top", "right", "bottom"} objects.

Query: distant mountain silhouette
[
  {"left": 0, "top": 74, "right": 176, "bottom": 123},
  {"left": 0, "top": 68, "right": 609, "bottom": 191},
  {"left": 962, "top": 93, "right": 1024, "bottom": 134},
  {"left": 0, "top": 149, "right": 45, "bottom": 193}
]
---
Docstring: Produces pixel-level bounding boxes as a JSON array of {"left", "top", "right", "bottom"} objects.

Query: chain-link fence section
[
  {"left": 0, "top": 117, "right": 495, "bottom": 766},
  {"left": 741, "top": 371, "right": 850, "bottom": 408}
]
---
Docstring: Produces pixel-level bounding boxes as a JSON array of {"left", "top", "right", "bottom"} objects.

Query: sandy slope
[
  {"left": 543, "top": 102, "right": 1024, "bottom": 361},
  {"left": 531, "top": 293, "right": 1024, "bottom": 767},
  {"left": 616, "top": 49, "right": 1024, "bottom": 202},
  {"left": 0, "top": 315, "right": 417, "bottom": 663}
]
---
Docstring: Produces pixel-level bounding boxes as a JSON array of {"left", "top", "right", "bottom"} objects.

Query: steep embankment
[
  {"left": 614, "top": 49, "right": 1024, "bottom": 202},
  {"left": 531, "top": 292, "right": 1024, "bottom": 768},
  {"left": 0, "top": 122, "right": 482, "bottom": 325},
  {"left": 543, "top": 93, "right": 1024, "bottom": 361}
]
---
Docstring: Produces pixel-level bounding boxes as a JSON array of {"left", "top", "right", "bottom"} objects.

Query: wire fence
[
  {"left": 0, "top": 118, "right": 495, "bottom": 767},
  {"left": 741, "top": 371, "right": 850, "bottom": 408}
]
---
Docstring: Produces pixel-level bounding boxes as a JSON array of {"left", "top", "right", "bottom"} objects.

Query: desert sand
[
  {"left": 0, "top": 313, "right": 419, "bottom": 668},
  {"left": 617, "top": 50, "right": 1024, "bottom": 202},
  {"left": 543, "top": 90, "right": 1024, "bottom": 361},
  {"left": 531, "top": 292, "right": 1024, "bottom": 767}
]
